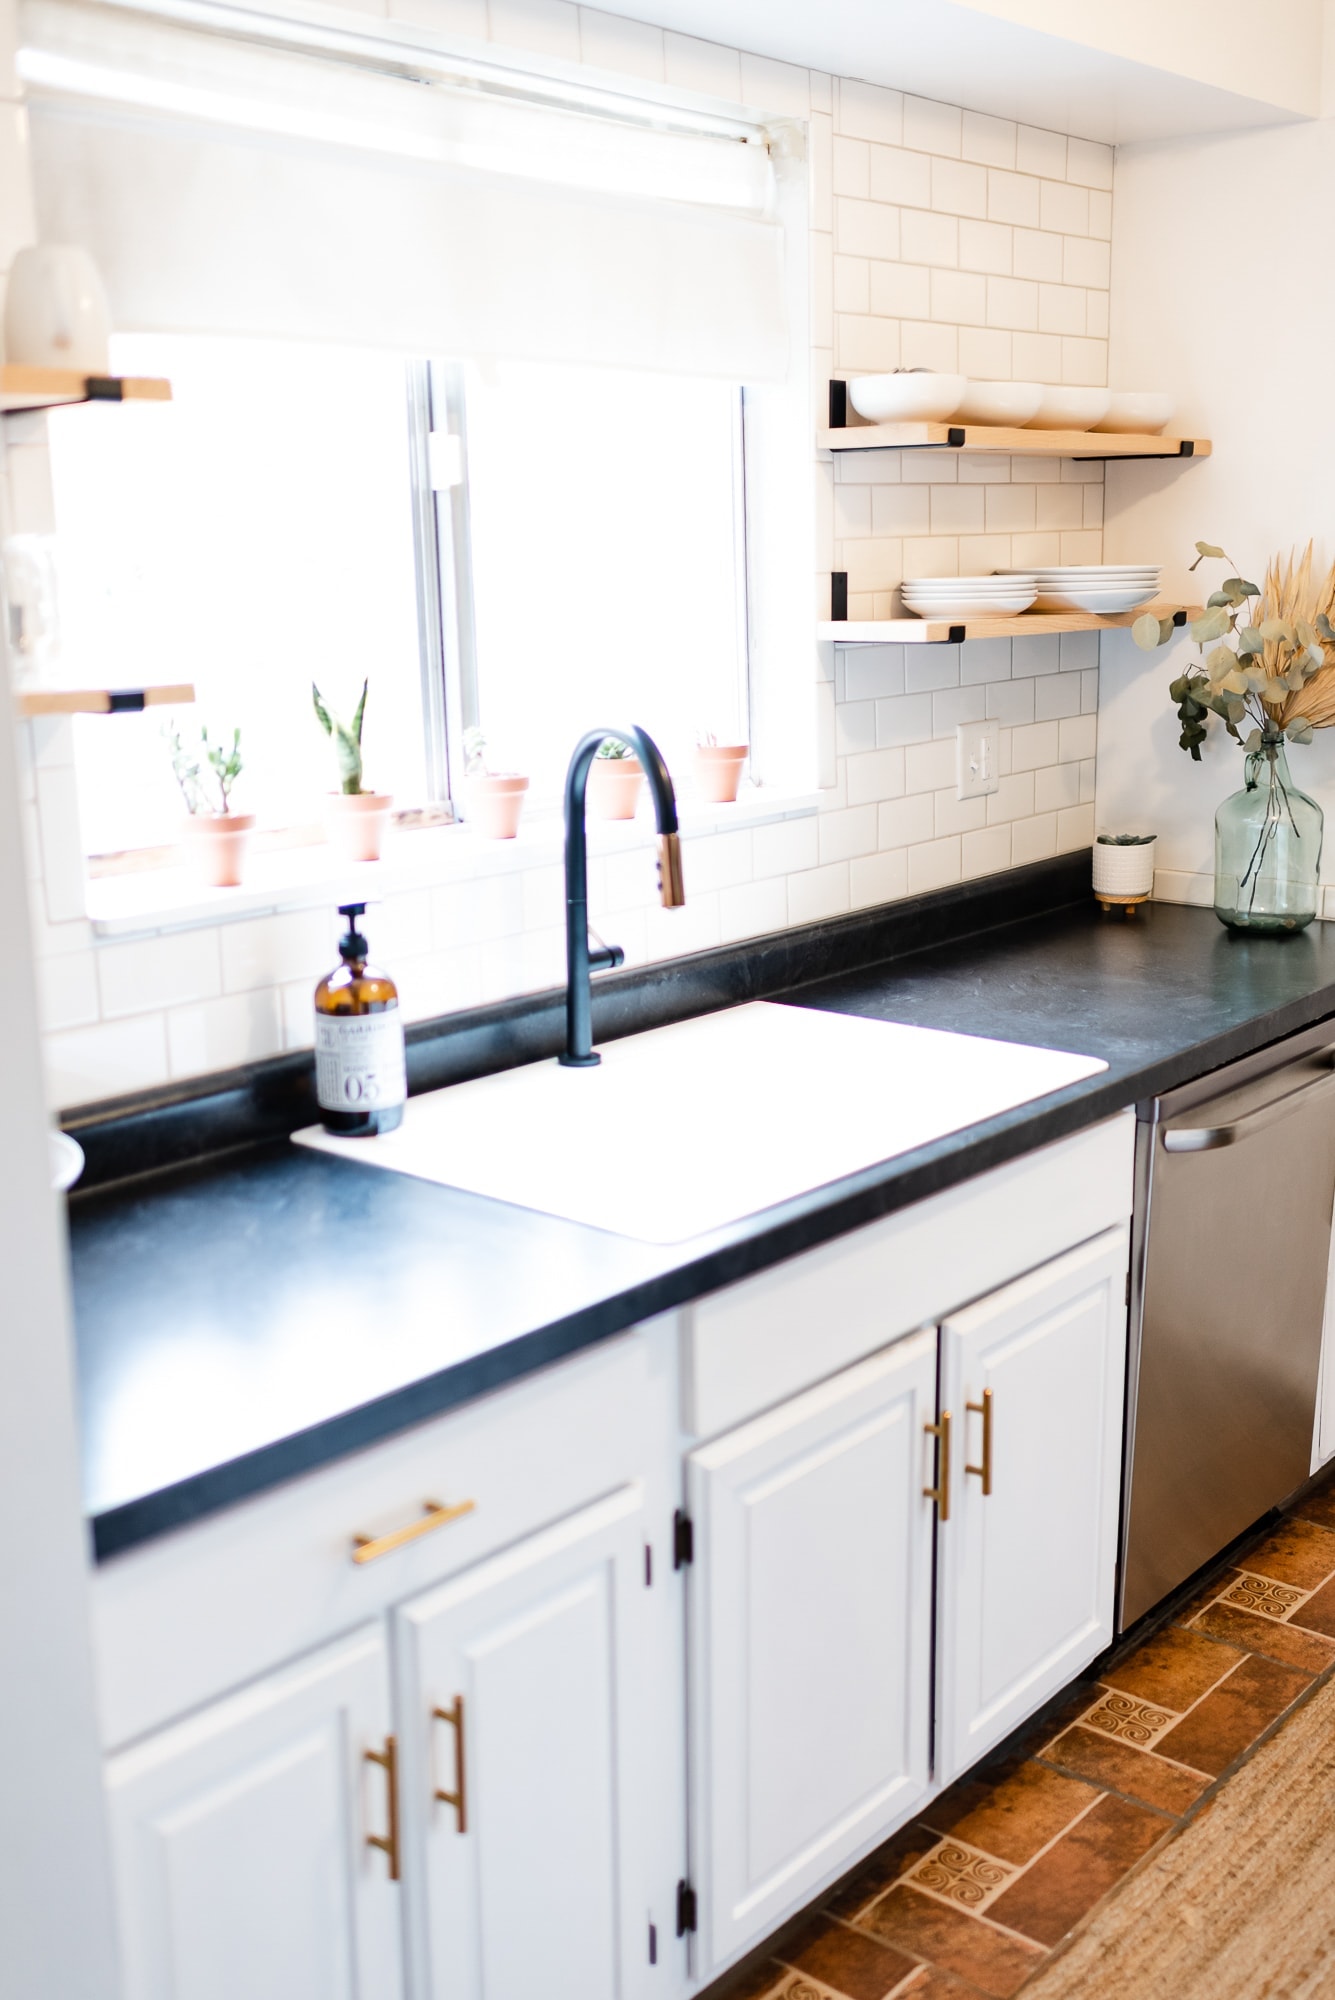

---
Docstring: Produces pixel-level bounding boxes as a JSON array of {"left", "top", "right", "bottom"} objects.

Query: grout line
[{"left": 1031, "top": 1748, "right": 1199, "bottom": 1810}]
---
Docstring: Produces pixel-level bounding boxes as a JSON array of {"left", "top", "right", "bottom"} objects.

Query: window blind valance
[{"left": 17, "top": 0, "right": 789, "bottom": 379}]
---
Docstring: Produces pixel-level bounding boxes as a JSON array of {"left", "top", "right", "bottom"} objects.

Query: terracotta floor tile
[
  {"left": 1290, "top": 1573, "right": 1335, "bottom": 1639},
  {"left": 896, "top": 1967, "right": 995, "bottom": 1998},
  {"left": 860, "top": 1883, "right": 1044, "bottom": 1998},
  {"left": 718, "top": 1959, "right": 789, "bottom": 1999},
  {"left": 1154, "top": 1653, "right": 1311, "bottom": 1776},
  {"left": 783, "top": 1916, "right": 920, "bottom": 1999},
  {"left": 824, "top": 1823, "right": 943, "bottom": 1920},
  {"left": 1294, "top": 1483, "right": 1335, "bottom": 1532},
  {"left": 1239, "top": 1516, "right": 1335, "bottom": 1590},
  {"left": 983, "top": 1793, "right": 1167, "bottom": 1948},
  {"left": 941, "top": 1761, "right": 1098, "bottom": 1866},
  {"left": 1170, "top": 1567, "right": 1242, "bottom": 1624},
  {"left": 1042, "top": 1724, "right": 1210, "bottom": 1815},
  {"left": 1192, "top": 1597, "right": 1335, "bottom": 1672},
  {"left": 1102, "top": 1624, "right": 1244, "bottom": 1710}
]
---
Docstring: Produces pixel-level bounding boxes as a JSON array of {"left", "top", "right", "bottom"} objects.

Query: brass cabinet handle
[
  {"left": 924, "top": 1409, "right": 952, "bottom": 1523},
  {"left": 433, "top": 1695, "right": 468, "bottom": 1832},
  {"left": 365, "top": 1735, "right": 400, "bottom": 1880},
  {"left": 965, "top": 1389, "right": 994, "bottom": 1496},
  {"left": 351, "top": 1498, "right": 476, "bottom": 1565}
]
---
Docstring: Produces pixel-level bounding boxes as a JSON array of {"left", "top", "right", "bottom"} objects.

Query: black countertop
[{"left": 72, "top": 895, "right": 1335, "bottom": 1559}]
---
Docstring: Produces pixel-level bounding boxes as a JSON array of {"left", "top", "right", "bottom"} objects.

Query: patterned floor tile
[
  {"left": 1238, "top": 1516, "right": 1335, "bottom": 1591},
  {"left": 1101, "top": 1624, "right": 1243, "bottom": 1710},
  {"left": 1041, "top": 1724, "right": 1209, "bottom": 1815},
  {"left": 983, "top": 1793, "right": 1167, "bottom": 1947},
  {"left": 938, "top": 1761, "right": 1097, "bottom": 1867},
  {"left": 1079, "top": 1689, "right": 1177, "bottom": 1746},
  {"left": 1154, "top": 1653, "right": 1311, "bottom": 1776},
  {"left": 1222, "top": 1572, "right": 1306, "bottom": 1619},
  {"left": 1189, "top": 1597, "right": 1335, "bottom": 1673},
  {"left": 822, "top": 1822, "right": 944, "bottom": 1921},
  {"left": 903, "top": 1840, "right": 1017, "bottom": 1914},
  {"left": 860, "top": 1883, "right": 1044, "bottom": 1998},
  {"left": 781, "top": 1917, "right": 919, "bottom": 2000}
]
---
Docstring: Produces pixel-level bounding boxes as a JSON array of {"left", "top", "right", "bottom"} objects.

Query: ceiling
[{"left": 590, "top": 0, "right": 1318, "bottom": 144}]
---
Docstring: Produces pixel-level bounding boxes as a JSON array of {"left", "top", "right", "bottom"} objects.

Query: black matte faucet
[{"left": 560, "top": 726, "right": 685, "bottom": 1067}]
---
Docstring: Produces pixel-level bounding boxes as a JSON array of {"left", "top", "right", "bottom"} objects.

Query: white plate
[
  {"left": 902, "top": 588, "right": 1037, "bottom": 600},
  {"left": 904, "top": 594, "right": 1038, "bottom": 618},
  {"left": 1000, "top": 565, "right": 1160, "bottom": 579},
  {"left": 1033, "top": 587, "right": 1159, "bottom": 613},
  {"left": 847, "top": 371, "right": 967, "bottom": 423}
]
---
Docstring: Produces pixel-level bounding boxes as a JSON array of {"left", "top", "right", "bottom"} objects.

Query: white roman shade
[{"left": 17, "top": 0, "right": 789, "bottom": 379}]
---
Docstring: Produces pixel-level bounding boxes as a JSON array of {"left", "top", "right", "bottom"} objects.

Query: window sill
[{"left": 85, "top": 788, "right": 822, "bottom": 939}]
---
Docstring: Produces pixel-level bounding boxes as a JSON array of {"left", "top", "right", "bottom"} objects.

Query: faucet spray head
[{"left": 657, "top": 833, "right": 686, "bottom": 909}]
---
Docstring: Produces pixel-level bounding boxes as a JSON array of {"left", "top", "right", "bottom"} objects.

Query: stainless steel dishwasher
[{"left": 1120, "top": 1018, "right": 1335, "bottom": 1629}]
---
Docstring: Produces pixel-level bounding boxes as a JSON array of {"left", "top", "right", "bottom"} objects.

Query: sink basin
[{"left": 292, "top": 1002, "right": 1106, "bottom": 1243}]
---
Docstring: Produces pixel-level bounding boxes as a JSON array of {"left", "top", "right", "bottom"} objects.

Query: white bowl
[
  {"left": 1033, "top": 585, "right": 1159, "bottom": 613},
  {"left": 1025, "top": 387, "right": 1112, "bottom": 431},
  {"left": 847, "top": 371, "right": 968, "bottom": 423},
  {"left": 953, "top": 380, "right": 1044, "bottom": 426},
  {"left": 50, "top": 1130, "right": 85, "bottom": 1192},
  {"left": 903, "top": 588, "right": 1038, "bottom": 618},
  {"left": 1095, "top": 392, "right": 1176, "bottom": 435}
]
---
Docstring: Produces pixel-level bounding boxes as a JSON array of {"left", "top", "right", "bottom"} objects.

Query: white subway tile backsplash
[
  {"left": 836, "top": 698, "right": 877, "bottom": 755},
  {"left": 1063, "top": 235, "right": 1111, "bottom": 289},
  {"left": 904, "top": 643, "right": 960, "bottom": 693},
  {"left": 578, "top": 8, "right": 663, "bottom": 78},
  {"left": 957, "top": 325, "right": 1012, "bottom": 378},
  {"left": 900, "top": 208, "right": 958, "bottom": 266},
  {"left": 38, "top": 951, "right": 100, "bottom": 1034},
  {"left": 907, "top": 836, "right": 961, "bottom": 894},
  {"left": 932, "top": 683, "right": 986, "bottom": 735},
  {"left": 45, "top": 1014, "right": 169, "bottom": 1107},
  {"left": 98, "top": 928, "right": 222, "bottom": 1019},
  {"left": 849, "top": 848, "right": 909, "bottom": 908},
  {"left": 904, "top": 736, "right": 957, "bottom": 794},
  {"left": 1011, "top": 330, "right": 1064, "bottom": 379},
  {"left": 809, "top": 73, "right": 833, "bottom": 115},
  {"left": 662, "top": 30, "right": 741, "bottom": 99},
  {"left": 810, "top": 107, "right": 834, "bottom": 233},
  {"left": 1015, "top": 124, "right": 1066, "bottom": 180},
  {"left": 835, "top": 196, "right": 901, "bottom": 260},
  {"left": 1040, "top": 178, "right": 1089, "bottom": 236},
  {"left": 931, "top": 155, "right": 988, "bottom": 218},
  {"left": 739, "top": 51, "right": 810, "bottom": 115},
  {"left": 986, "top": 678, "right": 1035, "bottom": 726},
  {"left": 1034, "top": 761, "right": 1081, "bottom": 812},
  {"left": 1034, "top": 674, "right": 1083, "bottom": 722},
  {"left": 1057, "top": 803, "right": 1096, "bottom": 848},
  {"left": 931, "top": 266, "right": 987, "bottom": 325},
  {"left": 836, "top": 77, "right": 904, "bottom": 144},
  {"left": 836, "top": 315, "right": 900, "bottom": 371},
  {"left": 1012, "top": 226, "right": 1064, "bottom": 282},
  {"left": 818, "top": 804, "right": 878, "bottom": 864},
  {"left": 1034, "top": 480, "right": 1085, "bottom": 530},
  {"left": 1010, "top": 720, "right": 1061, "bottom": 771},
  {"left": 875, "top": 691, "right": 935, "bottom": 748},
  {"left": 985, "top": 274, "right": 1039, "bottom": 331},
  {"left": 843, "top": 643, "right": 906, "bottom": 702},
  {"left": 1012, "top": 813, "right": 1058, "bottom": 865},
  {"left": 929, "top": 483, "right": 985, "bottom": 534},
  {"left": 869, "top": 143, "right": 932, "bottom": 207},
  {"left": 962, "top": 110, "right": 1016, "bottom": 170},
  {"left": 986, "top": 772, "right": 1035, "bottom": 824},
  {"left": 833, "top": 253, "right": 871, "bottom": 314},
  {"left": 833, "top": 135, "right": 871, "bottom": 198},
  {"left": 751, "top": 815, "right": 819, "bottom": 879},
  {"left": 878, "top": 792, "right": 935, "bottom": 849},
  {"left": 900, "top": 320, "right": 959, "bottom": 372},
  {"left": 934, "top": 787, "right": 986, "bottom": 837},
  {"left": 958, "top": 219, "right": 1013, "bottom": 275},
  {"left": 1038, "top": 283, "right": 1085, "bottom": 336},
  {"left": 167, "top": 990, "right": 284, "bottom": 1079},
  {"left": 870, "top": 484, "right": 930, "bottom": 536},
  {"left": 488, "top": 0, "right": 579, "bottom": 59},
  {"left": 962, "top": 824, "right": 1011, "bottom": 878},
  {"left": 787, "top": 861, "right": 849, "bottom": 925},
  {"left": 719, "top": 878, "right": 787, "bottom": 941},
  {"left": 904, "top": 93, "right": 961, "bottom": 157},
  {"left": 870, "top": 260, "right": 932, "bottom": 318},
  {"left": 1065, "top": 136, "right": 1113, "bottom": 191},
  {"left": 959, "top": 637, "right": 1012, "bottom": 683},
  {"left": 986, "top": 168, "right": 1040, "bottom": 228},
  {"left": 1011, "top": 634, "right": 1062, "bottom": 677},
  {"left": 1059, "top": 713, "right": 1098, "bottom": 762},
  {"left": 845, "top": 746, "right": 906, "bottom": 805}
]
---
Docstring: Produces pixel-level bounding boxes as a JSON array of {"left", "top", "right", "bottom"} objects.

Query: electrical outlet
[{"left": 957, "top": 721, "right": 1000, "bottom": 800}]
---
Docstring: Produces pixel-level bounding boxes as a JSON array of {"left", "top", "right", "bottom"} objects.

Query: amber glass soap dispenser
[{"left": 314, "top": 903, "right": 406, "bottom": 1136}]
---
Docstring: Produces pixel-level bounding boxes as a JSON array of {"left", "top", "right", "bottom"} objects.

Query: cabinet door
[
  {"left": 687, "top": 1333, "right": 937, "bottom": 1974},
  {"left": 106, "top": 1623, "right": 401, "bottom": 2000},
  {"left": 395, "top": 1483, "right": 662, "bottom": 2000},
  {"left": 937, "top": 1226, "right": 1128, "bottom": 1784}
]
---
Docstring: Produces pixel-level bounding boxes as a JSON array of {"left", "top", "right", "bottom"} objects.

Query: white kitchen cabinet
[
  {"left": 105, "top": 1623, "right": 401, "bottom": 2000},
  {"left": 935, "top": 1225, "right": 1129, "bottom": 1783},
  {"left": 686, "top": 1333, "right": 937, "bottom": 1975},
  {"left": 394, "top": 1482, "right": 669, "bottom": 2000}
]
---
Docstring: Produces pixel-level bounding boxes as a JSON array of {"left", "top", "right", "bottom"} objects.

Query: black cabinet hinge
[
  {"left": 676, "top": 1879, "right": 697, "bottom": 1936},
  {"left": 648, "top": 1920, "right": 658, "bottom": 1964},
  {"left": 673, "top": 1510, "right": 694, "bottom": 1569}
]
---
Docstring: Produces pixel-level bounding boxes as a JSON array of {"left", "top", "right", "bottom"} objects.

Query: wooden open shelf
[
  {"left": 819, "top": 419, "right": 1210, "bottom": 460},
  {"left": 17, "top": 683, "right": 194, "bottom": 717},
  {"left": 0, "top": 365, "right": 172, "bottom": 414},
  {"left": 819, "top": 604, "right": 1194, "bottom": 646}
]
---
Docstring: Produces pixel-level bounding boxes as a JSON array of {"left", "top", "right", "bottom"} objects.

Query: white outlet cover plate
[
  {"left": 957, "top": 721, "right": 1000, "bottom": 800},
  {"left": 293, "top": 1002, "right": 1106, "bottom": 1244}
]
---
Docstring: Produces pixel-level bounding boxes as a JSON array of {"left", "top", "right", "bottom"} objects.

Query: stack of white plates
[
  {"left": 999, "top": 564, "right": 1161, "bottom": 614},
  {"left": 901, "top": 574, "right": 1038, "bottom": 619}
]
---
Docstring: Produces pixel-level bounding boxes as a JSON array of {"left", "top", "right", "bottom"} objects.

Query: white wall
[
  {"left": 8, "top": 0, "right": 1112, "bottom": 1108},
  {"left": 0, "top": 2, "right": 122, "bottom": 1984},
  {"left": 1098, "top": 117, "right": 1335, "bottom": 908}
]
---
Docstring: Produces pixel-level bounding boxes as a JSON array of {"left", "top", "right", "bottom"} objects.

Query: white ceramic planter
[{"left": 1093, "top": 837, "right": 1157, "bottom": 907}]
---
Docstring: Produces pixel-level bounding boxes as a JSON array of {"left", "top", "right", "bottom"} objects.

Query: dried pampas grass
[{"left": 1260, "top": 541, "right": 1335, "bottom": 727}]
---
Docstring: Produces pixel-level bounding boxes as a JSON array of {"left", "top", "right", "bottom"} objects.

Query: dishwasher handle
[{"left": 1162, "top": 1060, "right": 1335, "bottom": 1153}]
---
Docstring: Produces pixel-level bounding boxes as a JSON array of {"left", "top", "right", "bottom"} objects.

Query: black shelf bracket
[
  {"left": 828, "top": 378, "right": 847, "bottom": 429},
  {"left": 830, "top": 571, "right": 848, "bottom": 622}
]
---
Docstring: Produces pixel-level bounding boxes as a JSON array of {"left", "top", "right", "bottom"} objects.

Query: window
[{"left": 47, "top": 333, "right": 751, "bottom": 861}]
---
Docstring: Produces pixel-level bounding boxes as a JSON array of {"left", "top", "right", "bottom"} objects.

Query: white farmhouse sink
[{"left": 292, "top": 1002, "right": 1106, "bottom": 1243}]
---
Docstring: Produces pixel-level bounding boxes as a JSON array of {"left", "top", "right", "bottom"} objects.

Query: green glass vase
[{"left": 1214, "top": 740, "right": 1323, "bottom": 932}]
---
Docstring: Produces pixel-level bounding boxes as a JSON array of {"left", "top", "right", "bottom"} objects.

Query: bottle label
[{"left": 315, "top": 1010, "right": 407, "bottom": 1115}]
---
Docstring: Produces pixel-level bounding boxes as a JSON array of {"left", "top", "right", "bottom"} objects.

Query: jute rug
[{"left": 1022, "top": 1667, "right": 1335, "bottom": 1999}]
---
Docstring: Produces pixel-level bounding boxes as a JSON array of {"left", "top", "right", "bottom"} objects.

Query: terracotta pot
[
  {"left": 323, "top": 791, "right": 394, "bottom": 862},
  {"left": 694, "top": 743, "right": 748, "bottom": 804},
  {"left": 587, "top": 755, "right": 644, "bottom": 821},
  {"left": 465, "top": 772, "right": 530, "bottom": 840},
  {"left": 181, "top": 812, "right": 254, "bottom": 889}
]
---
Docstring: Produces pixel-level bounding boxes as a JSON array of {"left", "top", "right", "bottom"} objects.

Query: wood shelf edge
[
  {"left": 17, "top": 683, "right": 195, "bottom": 717},
  {"left": 0, "top": 365, "right": 172, "bottom": 414},
  {"left": 817, "top": 603, "right": 1199, "bottom": 645},
  {"left": 817, "top": 421, "right": 1211, "bottom": 460}
]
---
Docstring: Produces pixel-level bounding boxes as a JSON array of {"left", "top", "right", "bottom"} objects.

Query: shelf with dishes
[
  {"left": 819, "top": 606, "right": 1191, "bottom": 646},
  {"left": 0, "top": 365, "right": 172, "bottom": 414},
  {"left": 821, "top": 376, "right": 1210, "bottom": 461},
  {"left": 823, "top": 562, "right": 1196, "bottom": 644}
]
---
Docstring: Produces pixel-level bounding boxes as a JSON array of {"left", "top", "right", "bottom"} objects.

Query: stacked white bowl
[
  {"left": 999, "top": 565, "right": 1161, "bottom": 614},
  {"left": 901, "top": 574, "right": 1038, "bottom": 620},
  {"left": 846, "top": 373, "right": 1175, "bottom": 435}
]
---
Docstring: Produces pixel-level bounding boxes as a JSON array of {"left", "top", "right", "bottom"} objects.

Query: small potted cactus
[
  {"left": 313, "top": 680, "right": 393, "bottom": 862},
  {"left": 168, "top": 721, "right": 252, "bottom": 887},
  {"left": 693, "top": 729, "right": 749, "bottom": 804},
  {"left": 587, "top": 736, "right": 644, "bottom": 820},
  {"left": 462, "top": 728, "right": 530, "bottom": 839}
]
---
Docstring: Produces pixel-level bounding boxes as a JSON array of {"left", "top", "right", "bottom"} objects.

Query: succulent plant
[
  {"left": 166, "top": 722, "right": 243, "bottom": 816},
  {"left": 596, "top": 736, "right": 635, "bottom": 760},
  {"left": 312, "top": 680, "right": 368, "bottom": 795}
]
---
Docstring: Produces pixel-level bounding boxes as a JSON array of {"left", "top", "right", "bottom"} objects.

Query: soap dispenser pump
[{"left": 314, "top": 903, "right": 406, "bottom": 1136}]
